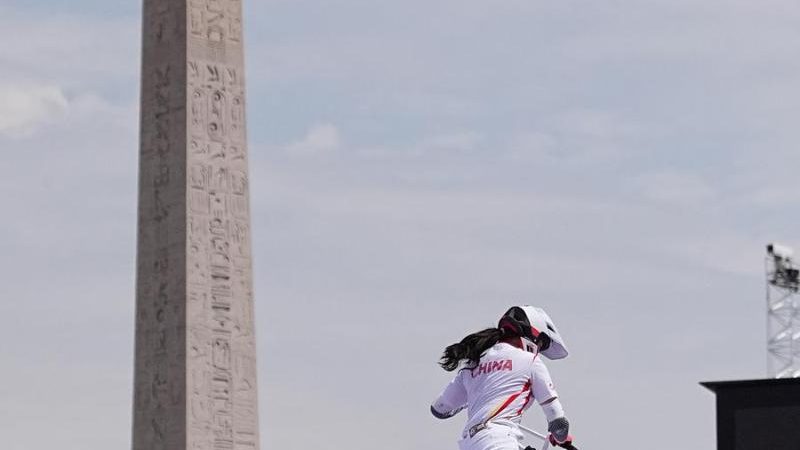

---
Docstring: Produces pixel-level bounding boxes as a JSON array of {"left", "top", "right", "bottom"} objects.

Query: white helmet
[{"left": 498, "top": 305, "right": 569, "bottom": 360}]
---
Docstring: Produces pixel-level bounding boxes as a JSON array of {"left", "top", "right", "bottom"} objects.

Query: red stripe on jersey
[
  {"left": 487, "top": 380, "right": 531, "bottom": 421},
  {"left": 515, "top": 379, "right": 533, "bottom": 416}
]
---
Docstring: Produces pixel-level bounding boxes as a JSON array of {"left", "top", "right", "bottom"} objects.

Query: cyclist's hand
[{"left": 548, "top": 433, "right": 577, "bottom": 449}]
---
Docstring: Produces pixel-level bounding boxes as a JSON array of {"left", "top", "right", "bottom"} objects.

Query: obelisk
[{"left": 133, "top": 1, "right": 259, "bottom": 450}]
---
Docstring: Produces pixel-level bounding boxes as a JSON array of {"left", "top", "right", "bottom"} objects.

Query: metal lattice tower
[{"left": 766, "top": 243, "right": 800, "bottom": 378}]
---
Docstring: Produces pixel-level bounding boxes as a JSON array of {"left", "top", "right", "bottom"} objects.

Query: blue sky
[{"left": 2, "top": 1, "right": 800, "bottom": 449}]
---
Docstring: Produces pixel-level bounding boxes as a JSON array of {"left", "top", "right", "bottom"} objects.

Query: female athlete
[{"left": 431, "top": 306, "right": 578, "bottom": 450}]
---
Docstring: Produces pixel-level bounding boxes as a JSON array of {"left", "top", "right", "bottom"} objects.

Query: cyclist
[{"left": 431, "top": 306, "right": 577, "bottom": 450}]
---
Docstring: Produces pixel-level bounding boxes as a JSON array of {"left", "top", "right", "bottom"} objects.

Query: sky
[{"left": 2, "top": 1, "right": 800, "bottom": 449}]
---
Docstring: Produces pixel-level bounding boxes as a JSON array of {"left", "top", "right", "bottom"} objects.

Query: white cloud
[
  {"left": 739, "top": 186, "right": 800, "bottom": 208},
  {"left": 507, "top": 131, "right": 558, "bottom": 161},
  {"left": 353, "top": 131, "right": 483, "bottom": 159},
  {"left": 500, "top": 108, "right": 654, "bottom": 166},
  {"left": 0, "top": 84, "right": 68, "bottom": 137},
  {"left": 636, "top": 171, "right": 718, "bottom": 206},
  {"left": 416, "top": 131, "right": 482, "bottom": 153},
  {"left": 283, "top": 123, "right": 341, "bottom": 155}
]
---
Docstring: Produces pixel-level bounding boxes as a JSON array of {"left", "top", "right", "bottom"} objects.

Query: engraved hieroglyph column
[{"left": 133, "top": 1, "right": 259, "bottom": 450}]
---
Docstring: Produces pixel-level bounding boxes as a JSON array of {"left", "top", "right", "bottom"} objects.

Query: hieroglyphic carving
[
  {"left": 135, "top": 57, "right": 184, "bottom": 450},
  {"left": 184, "top": 2, "right": 258, "bottom": 449},
  {"left": 135, "top": 0, "right": 191, "bottom": 441},
  {"left": 189, "top": 0, "right": 243, "bottom": 44},
  {"left": 151, "top": 1, "right": 176, "bottom": 44}
]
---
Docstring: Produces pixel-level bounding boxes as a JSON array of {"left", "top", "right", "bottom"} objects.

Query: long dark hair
[{"left": 439, "top": 327, "right": 504, "bottom": 371}]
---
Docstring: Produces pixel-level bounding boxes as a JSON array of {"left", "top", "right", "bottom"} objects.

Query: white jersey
[{"left": 432, "top": 342, "right": 558, "bottom": 435}]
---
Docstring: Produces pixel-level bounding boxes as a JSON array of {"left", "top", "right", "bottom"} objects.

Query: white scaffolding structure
[{"left": 766, "top": 243, "right": 800, "bottom": 378}]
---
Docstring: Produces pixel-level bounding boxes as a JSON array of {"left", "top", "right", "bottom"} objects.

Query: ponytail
[{"left": 439, "top": 327, "right": 504, "bottom": 371}]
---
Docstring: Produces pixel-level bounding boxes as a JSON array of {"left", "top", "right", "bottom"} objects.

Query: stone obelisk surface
[{"left": 133, "top": 1, "right": 259, "bottom": 450}]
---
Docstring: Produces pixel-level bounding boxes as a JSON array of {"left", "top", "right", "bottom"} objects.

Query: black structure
[{"left": 701, "top": 378, "right": 800, "bottom": 450}]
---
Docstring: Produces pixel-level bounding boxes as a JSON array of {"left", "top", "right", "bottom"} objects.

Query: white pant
[{"left": 458, "top": 424, "right": 522, "bottom": 450}]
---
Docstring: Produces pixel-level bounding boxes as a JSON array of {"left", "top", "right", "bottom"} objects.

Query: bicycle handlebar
[{"left": 516, "top": 424, "right": 579, "bottom": 450}]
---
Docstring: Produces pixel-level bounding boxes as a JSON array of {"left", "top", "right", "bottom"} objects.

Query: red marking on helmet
[{"left": 530, "top": 326, "right": 540, "bottom": 337}]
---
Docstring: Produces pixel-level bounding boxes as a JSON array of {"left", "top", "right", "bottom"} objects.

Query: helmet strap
[{"left": 520, "top": 337, "right": 539, "bottom": 355}]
